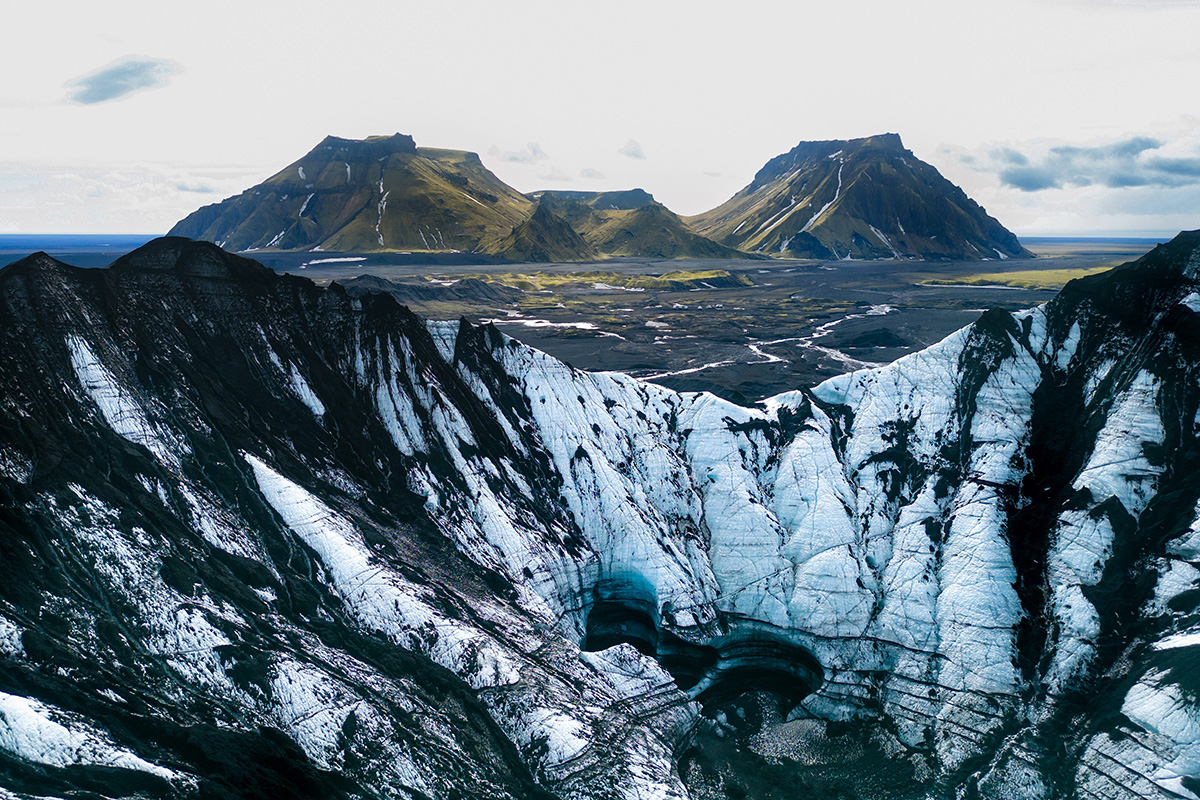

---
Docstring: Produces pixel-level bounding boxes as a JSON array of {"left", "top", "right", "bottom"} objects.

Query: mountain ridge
[
  {"left": 170, "top": 132, "right": 1030, "bottom": 262},
  {"left": 168, "top": 136, "right": 744, "bottom": 262}
]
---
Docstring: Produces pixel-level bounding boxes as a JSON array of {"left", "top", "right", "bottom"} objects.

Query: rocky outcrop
[{"left": 1, "top": 234, "right": 1199, "bottom": 798}]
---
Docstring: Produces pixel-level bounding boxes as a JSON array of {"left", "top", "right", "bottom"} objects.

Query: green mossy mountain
[
  {"left": 481, "top": 199, "right": 600, "bottom": 262},
  {"left": 168, "top": 136, "right": 740, "bottom": 261},
  {"left": 168, "top": 134, "right": 533, "bottom": 253},
  {"left": 170, "top": 132, "right": 1029, "bottom": 262},
  {"left": 527, "top": 188, "right": 657, "bottom": 211},
  {"left": 688, "top": 133, "right": 1032, "bottom": 261},
  {"left": 581, "top": 202, "right": 751, "bottom": 259}
]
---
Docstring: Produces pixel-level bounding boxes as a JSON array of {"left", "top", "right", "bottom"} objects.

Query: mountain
[
  {"left": 527, "top": 188, "right": 657, "bottom": 211},
  {"left": 168, "top": 137, "right": 739, "bottom": 262},
  {"left": 168, "top": 133, "right": 533, "bottom": 253},
  {"left": 525, "top": 190, "right": 751, "bottom": 259},
  {"left": 689, "top": 133, "right": 1032, "bottom": 261},
  {"left": 169, "top": 132, "right": 1026, "bottom": 263},
  {"left": 578, "top": 202, "right": 752, "bottom": 260},
  {"left": 2, "top": 233, "right": 1200, "bottom": 798},
  {"left": 479, "top": 198, "right": 600, "bottom": 262}
]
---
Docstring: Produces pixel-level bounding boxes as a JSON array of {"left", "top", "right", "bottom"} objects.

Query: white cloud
[
  {"left": 935, "top": 132, "right": 1200, "bottom": 236},
  {"left": 617, "top": 139, "right": 646, "bottom": 160},
  {"left": 487, "top": 142, "right": 548, "bottom": 164},
  {"left": 534, "top": 166, "right": 572, "bottom": 183},
  {"left": 0, "top": 161, "right": 260, "bottom": 233},
  {"left": 579, "top": 167, "right": 606, "bottom": 179}
]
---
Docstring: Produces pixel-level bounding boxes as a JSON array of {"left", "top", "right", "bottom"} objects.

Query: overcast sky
[{"left": 3, "top": 0, "right": 1199, "bottom": 236}]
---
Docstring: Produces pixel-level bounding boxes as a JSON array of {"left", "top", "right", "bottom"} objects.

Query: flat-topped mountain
[
  {"left": 169, "top": 134, "right": 534, "bottom": 253},
  {"left": 689, "top": 133, "right": 1032, "bottom": 261}
]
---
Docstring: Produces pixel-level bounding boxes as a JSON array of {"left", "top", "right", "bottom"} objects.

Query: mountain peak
[
  {"left": 1133, "top": 227, "right": 1200, "bottom": 278},
  {"left": 481, "top": 197, "right": 600, "bottom": 262},
  {"left": 109, "top": 236, "right": 274, "bottom": 281},
  {"left": 528, "top": 188, "right": 657, "bottom": 211},
  {"left": 312, "top": 132, "right": 418, "bottom": 158},
  {"left": 168, "top": 135, "right": 530, "bottom": 253},
  {"left": 864, "top": 131, "right": 904, "bottom": 149}
]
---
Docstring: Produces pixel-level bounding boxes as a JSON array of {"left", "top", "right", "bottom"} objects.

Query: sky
[{"left": 3, "top": 0, "right": 1200, "bottom": 237}]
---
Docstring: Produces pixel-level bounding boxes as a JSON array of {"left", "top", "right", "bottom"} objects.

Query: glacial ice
[{"left": 16, "top": 242, "right": 1200, "bottom": 798}]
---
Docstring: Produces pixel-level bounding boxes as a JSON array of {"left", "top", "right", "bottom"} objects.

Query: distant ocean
[
  {"left": 0, "top": 233, "right": 1171, "bottom": 272},
  {"left": 0, "top": 234, "right": 160, "bottom": 269},
  {"left": 1021, "top": 236, "right": 1167, "bottom": 245}
]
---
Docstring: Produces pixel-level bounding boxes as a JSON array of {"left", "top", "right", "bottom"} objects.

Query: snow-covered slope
[{"left": 1, "top": 234, "right": 1199, "bottom": 798}]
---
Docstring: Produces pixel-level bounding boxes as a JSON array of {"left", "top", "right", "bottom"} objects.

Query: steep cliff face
[
  {"left": 1, "top": 234, "right": 1198, "bottom": 799},
  {"left": 689, "top": 134, "right": 1032, "bottom": 261}
]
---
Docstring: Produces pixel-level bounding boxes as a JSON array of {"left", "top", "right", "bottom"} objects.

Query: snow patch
[
  {"left": 1074, "top": 369, "right": 1164, "bottom": 516},
  {"left": 800, "top": 161, "right": 844, "bottom": 234},
  {"left": 0, "top": 619, "right": 23, "bottom": 657},
  {"left": 302, "top": 256, "right": 367, "bottom": 266},
  {"left": 1155, "top": 630, "right": 1200, "bottom": 651},
  {"left": 0, "top": 447, "right": 32, "bottom": 484},
  {"left": 244, "top": 453, "right": 523, "bottom": 690},
  {"left": 66, "top": 335, "right": 179, "bottom": 466},
  {"left": 869, "top": 225, "right": 902, "bottom": 258},
  {"left": 288, "top": 364, "right": 326, "bottom": 417},
  {"left": 0, "top": 691, "right": 178, "bottom": 781}
]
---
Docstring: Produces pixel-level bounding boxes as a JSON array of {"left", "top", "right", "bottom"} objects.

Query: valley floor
[{"left": 290, "top": 238, "right": 1156, "bottom": 401}]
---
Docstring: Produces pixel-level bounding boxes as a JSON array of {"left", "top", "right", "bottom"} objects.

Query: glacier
[{"left": 1, "top": 235, "right": 1199, "bottom": 798}]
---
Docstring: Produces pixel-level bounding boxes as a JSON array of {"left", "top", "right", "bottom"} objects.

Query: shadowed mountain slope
[{"left": 689, "top": 133, "right": 1032, "bottom": 261}]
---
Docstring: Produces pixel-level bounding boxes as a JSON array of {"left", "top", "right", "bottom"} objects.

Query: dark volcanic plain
[{"left": 254, "top": 238, "right": 1156, "bottom": 403}]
